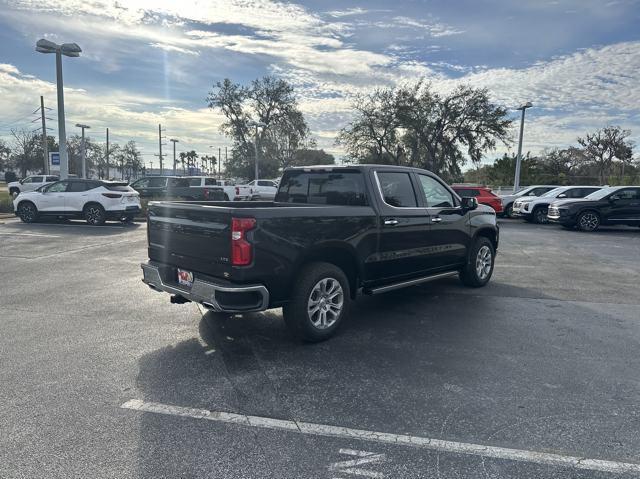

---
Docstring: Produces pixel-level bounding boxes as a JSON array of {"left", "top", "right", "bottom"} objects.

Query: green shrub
[{"left": 0, "top": 193, "right": 14, "bottom": 213}]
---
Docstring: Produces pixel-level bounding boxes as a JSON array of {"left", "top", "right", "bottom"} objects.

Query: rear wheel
[
  {"left": 460, "top": 236, "right": 495, "bottom": 287},
  {"left": 577, "top": 211, "right": 600, "bottom": 232},
  {"left": 84, "top": 204, "right": 106, "bottom": 226},
  {"left": 533, "top": 206, "right": 549, "bottom": 224},
  {"left": 504, "top": 204, "right": 513, "bottom": 218},
  {"left": 283, "top": 262, "right": 350, "bottom": 342},
  {"left": 17, "top": 201, "right": 38, "bottom": 223}
]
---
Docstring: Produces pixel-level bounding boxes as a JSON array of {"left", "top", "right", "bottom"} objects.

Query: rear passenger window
[
  {"left": 148, "top": 177, "right": 168, "bottom": 188},
  {"left": 276, "top": 171, "right": 368, "bottom": 206},
  {"left": 377, "top": 172, "right": 417, "bottom": 207},
  {"left": 68, "top": 182, "right": 89, "bottom": 192},
  {"left": 204, "top": 178, "right": 218, "bottom": 186}
]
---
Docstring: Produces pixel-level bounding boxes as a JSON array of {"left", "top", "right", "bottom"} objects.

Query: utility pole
[
  {"left": 105, "top": 128, "right": 110, "bottom": 179},
  {"left": 40, "top": 96, "right": 48, "bottom": 174},
  {"left": 218, "top": 147, "right": 221, "bottom": 179},
  {"left": 157, "top": 124, "right": 165, "bottom": 175},
  {"left": 76, "top": 123, "right": 90, "bottom": 178},
  {"left": 170, "top": 139, "right": 179, "bottom": 174},
  {"left": 248, "top": 121, "right": 266, "bottom": 181},
  {"left": 225, "top": 146, "right": 227, "bottom": 177},
  {"left": 514, "top": 102, "right": 533, "bottom": 193}
]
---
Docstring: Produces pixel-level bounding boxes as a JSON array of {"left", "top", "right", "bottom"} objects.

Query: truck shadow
[{"left": 128, "top": 278, "right": 640, "bottom": 476}]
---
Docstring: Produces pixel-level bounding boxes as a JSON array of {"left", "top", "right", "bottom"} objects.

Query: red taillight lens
[
  {"left": 102, "top": 193, "right": 122, "bottom": 199},
  {"left": 231, "top": 217, "right": 256, "bottom": 266},
  {"left": 235, "top": 186, "right": 240, "bottom": 195}
]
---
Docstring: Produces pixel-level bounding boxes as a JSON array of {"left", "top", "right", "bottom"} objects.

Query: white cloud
[
  {"left": 1, "top": 0, "right": 639, "bottom": 163},
  {"left": 149, "top": 43, "right": 199, "bottom": 56}
]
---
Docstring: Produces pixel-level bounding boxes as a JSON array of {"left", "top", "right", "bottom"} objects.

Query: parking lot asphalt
[{"left": 1, "top": 217, "right": 639, "bottom": 478}]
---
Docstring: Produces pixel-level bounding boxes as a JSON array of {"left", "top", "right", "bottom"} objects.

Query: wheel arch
[
  {"left": 294, "top": 243, "right": 361, "bottom": 299},
  {"left": 82, "top": 201, "right": 105, "bottom": 212},
  {"left": 473, "top": 226, "right": 498, "bottom": 252}
]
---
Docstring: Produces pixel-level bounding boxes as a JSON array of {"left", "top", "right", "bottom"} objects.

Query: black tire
[
  {"left": 459, "top": 236, "right": 495, "bottom": 288},
  {"left": 282, "top": 262, "right": 351, "bottom": 342},
  {"left": 9, "top": 187, "right": 20, "bottom": 197},
  {"left": 84, "top": 203, "right": 106, "bottom": 226},
  {"left": 504, "top": 203, "right": 513, "bottom": 218},
  {"left": 532, "top": 206, "right": 549, "bottom": 224},
  {"left": 17, "top": 201, "right": 38, "bottom": 223},
  {"left": 576, "top": 210, "right": 600, "bottom": 232}
]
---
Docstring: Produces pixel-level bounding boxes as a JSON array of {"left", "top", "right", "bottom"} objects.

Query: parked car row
[
  {"left": 450, "top": 182, "right": 640, "bottom": 232},
  {"left": 13, "top": 179, "right": 141, "bottom": 225}
]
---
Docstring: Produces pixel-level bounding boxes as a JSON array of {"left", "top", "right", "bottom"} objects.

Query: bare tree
[
  {"left": 337, "top": 83, "right": 512, "bottom": 181},
  {"left": 577, "top": 126, "right": 633, "bottom": 184}
]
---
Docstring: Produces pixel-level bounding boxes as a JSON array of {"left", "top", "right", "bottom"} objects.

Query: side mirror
[
  {"left": 557, "top": 193, "right": 567, "bottom": 198},
  {"left": 461, "top": 197, "right": 478, "bottom": 210},
  {"left": 609, "top": 195, "right": 620, "bottom": 202}
]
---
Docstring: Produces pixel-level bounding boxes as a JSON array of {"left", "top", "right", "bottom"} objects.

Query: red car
[{"left": 452, "top": 185, "right": 503, "bottom": 214}]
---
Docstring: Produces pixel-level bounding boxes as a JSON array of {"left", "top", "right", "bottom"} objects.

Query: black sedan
[{"left": 547, "top": 186, "right": 640, "bottom": 231}]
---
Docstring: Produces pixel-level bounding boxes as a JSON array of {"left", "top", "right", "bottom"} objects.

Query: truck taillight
[
  {"left": 231, "top": 217, "right": 256, "bottom": 266},
  {"left": 235, "top": 186, "right": 240, "bottom": 196}
]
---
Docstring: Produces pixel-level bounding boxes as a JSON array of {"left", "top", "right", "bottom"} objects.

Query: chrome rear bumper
[{"left": 141, "top": 262, "right": 269, "bottom": 313}]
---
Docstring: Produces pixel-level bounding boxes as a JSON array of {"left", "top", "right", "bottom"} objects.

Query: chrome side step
[{"left": 364, "top": 271, "right": 458, "bottom": 295}]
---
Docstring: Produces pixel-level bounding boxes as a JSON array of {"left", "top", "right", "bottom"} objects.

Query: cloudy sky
[{"left": 0, "top": 0, "right": 639, "bottom": 168}]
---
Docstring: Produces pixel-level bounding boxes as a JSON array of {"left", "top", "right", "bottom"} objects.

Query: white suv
[
  {"left": 8, "top": 175, "right": 59, "bottom": 196},
  {"left": 13, "top": 179, "right": 141, "bottom": 225}
]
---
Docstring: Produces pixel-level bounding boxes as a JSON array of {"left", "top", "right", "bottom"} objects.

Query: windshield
[
  {"left": 540, "top": 187, "right": 564, "bottom": 197},
  {"left": 584, "top": 187, "right": 617, "bottom": 200}
]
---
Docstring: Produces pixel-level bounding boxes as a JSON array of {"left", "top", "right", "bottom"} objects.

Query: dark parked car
[
  {"left": 140, "top": 165, "right": 499, "bottom": 341},
  {"left": 548, "top": 186, "right": 640, "bottom": 231},
  {"left": 129, "top": 176, "right": 224, "bottom": 200}
]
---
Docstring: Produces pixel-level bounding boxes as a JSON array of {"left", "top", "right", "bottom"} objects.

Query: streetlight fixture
[
  {"left": 36, "top": 39, "right": 82, "bottom": 180},
  {"left": 247, "top": 120, "right": 266, "bottom": 181},
  {"left": 76, "top": 123, "right": 90, "bottom": 178},
  {"left": 513, "top": 102, "right": 533, "bottom": 193}
]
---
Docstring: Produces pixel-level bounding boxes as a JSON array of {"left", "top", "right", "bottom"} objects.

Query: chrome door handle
[
  {"left": 431, "top": 217, "right": 442, "bottom": 223},
  {"left": 384, "top": 219, "right": 398, "bottom": 226}
]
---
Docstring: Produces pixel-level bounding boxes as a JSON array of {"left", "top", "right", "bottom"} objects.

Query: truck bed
[{"left": 146, "top": 200, "right": 378, "bottom": 306}]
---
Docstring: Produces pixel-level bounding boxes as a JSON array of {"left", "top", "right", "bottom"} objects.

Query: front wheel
[
  {"left": 577, "top": 211, "right": 600, "bottom": 232},
  {"left": 460, "top": 237, "right": 495, "bottom": 287},
  {"left": 533, "top": 206, "right": 549, "bottom": 224},
  {"left": 84, "top": 204, "right": 106, "bottom": 226},
  {"left": 17, "top": 201, "right": 38, "bottom": 223},
  {"left": 282, "top": 262, "right": 350, "bottom": 342}
]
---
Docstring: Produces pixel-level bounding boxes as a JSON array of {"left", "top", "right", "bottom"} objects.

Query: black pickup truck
[{"left": 141, "top": 165, "right": 499, "bottom": 341}]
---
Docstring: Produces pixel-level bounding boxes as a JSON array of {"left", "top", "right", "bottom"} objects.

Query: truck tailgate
[{"left": 147, "top": 202, "right": 232, "bottom": 277}]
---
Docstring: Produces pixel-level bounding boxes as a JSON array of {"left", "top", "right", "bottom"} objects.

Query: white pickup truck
[
  {"left": 185, "top": 176, "right": 254, "bottom": 201},
  {"left": 246, "top": 179, "right": 279, "bottom": 200},
  {"left": 8, "top": 175, "right": 60, "bottom": 196}
]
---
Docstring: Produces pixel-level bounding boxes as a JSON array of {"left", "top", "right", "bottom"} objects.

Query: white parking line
[
  {"left": 0, "top": 232, "right": 61, "bottom": 238},
  {"left": 121, "top": 399, "right": 640, "bottom": 475}
]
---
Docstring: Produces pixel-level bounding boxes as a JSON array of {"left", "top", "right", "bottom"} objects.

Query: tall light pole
[
  {"left": 170, "top": 139, "right": 179, "bottom": 174},
  {"left": 247, "top": 120, "right": 266, "bottom": 181},
  {"left": 76, "top": 123, "right": 90, "bottom": 178},
  {"left": 36, "top": 39, "right": 81, "bottom": 180},
  {"left": 513, "top": 102, "right": 533, "bottom": 193}
]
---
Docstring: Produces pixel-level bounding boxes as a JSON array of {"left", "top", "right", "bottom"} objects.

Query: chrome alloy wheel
[
  {"left": 475, "top": 245, "right": 492, "bottom": 280},
  {"left": 19, "top": 203, "right": 36, "bottom": 222},
  {"left": 579, "top": 212, "right": 599, "bottom": 231},
  {"left": 307, "top": 277, "right": 344, "bottom": 329},
  {"left": 86, "top": 206, "right": 103, "bottom": 225}
]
